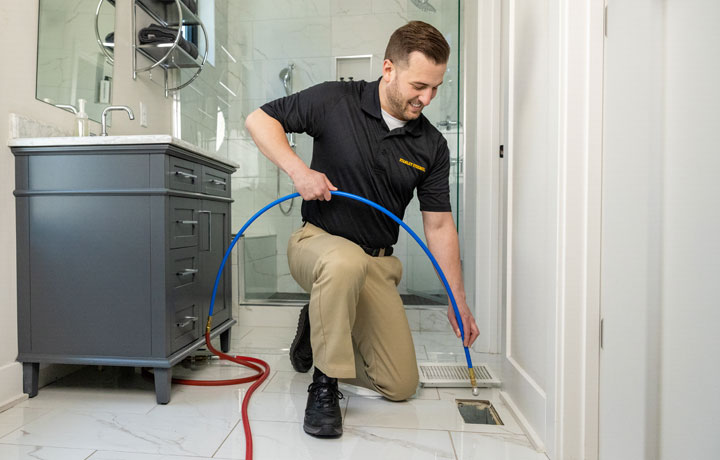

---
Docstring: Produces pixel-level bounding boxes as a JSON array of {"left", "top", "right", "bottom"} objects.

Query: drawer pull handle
[
  {"left": 176, "top": 316, "right": 198, "bottom": 328},
  {"left": 208, "top": 179, "right": 226, "bottom": 186},
  {"left": 174, "top": 171, "right": 197, "bottom": 180},
  {"left": 176, "top": 268, "right": 198, "bottom": 277},
  {"left": 176, "top": 220, "right": 198, "bottom": 225}
]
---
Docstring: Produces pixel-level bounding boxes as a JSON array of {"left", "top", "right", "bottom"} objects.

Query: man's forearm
[
  {"left": 423, "top": 211, "right": 480, "bottom": 346},
  {"left": 422, "top": 213, "right": 466, "bottom": 302}
]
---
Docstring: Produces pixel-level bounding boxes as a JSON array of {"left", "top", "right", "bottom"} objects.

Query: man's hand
[
  {"left": 447, "top": 299, "right": 480, "bottom": 347},
  {"left": 290, "top": 167, "right": 337, "bottom": 201}
]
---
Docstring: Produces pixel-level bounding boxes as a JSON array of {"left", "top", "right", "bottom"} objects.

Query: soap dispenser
[{"left": 75, "top": 98, "right": 89, "bottom": 136}]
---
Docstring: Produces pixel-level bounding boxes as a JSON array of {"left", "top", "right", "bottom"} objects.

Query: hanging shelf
[{"left": 132, "top": 0, "right": 208, "bottom": 97}]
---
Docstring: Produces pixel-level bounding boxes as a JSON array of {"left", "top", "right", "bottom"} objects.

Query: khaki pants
[{"left": 287, "top": 222, "right": 419, "bottom": 401}]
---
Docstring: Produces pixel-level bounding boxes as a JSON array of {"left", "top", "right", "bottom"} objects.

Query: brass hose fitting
[{"left": 468, "top": 367, "right": 479, "bottom": 396}]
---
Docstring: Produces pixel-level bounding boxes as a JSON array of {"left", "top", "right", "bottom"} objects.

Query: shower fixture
[
  {"left": 277, "top": 63, "right": 296, "bottom": 215},
  {"left": 279, "top": 63, "right": 295, "bottom": 96},
  {"left": 410, "top": 0, "right": 436, "bottom": 13}
]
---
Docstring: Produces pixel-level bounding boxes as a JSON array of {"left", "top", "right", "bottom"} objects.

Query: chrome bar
[
  {"left": 174, "top": 171, "right": 197, "bottom": 180},
  {"left": 176, "top": 316, "right": 198, "bottom": 328}
]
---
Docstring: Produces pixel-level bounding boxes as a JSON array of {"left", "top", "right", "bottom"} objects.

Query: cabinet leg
[
  {"left": 220, "top": 328, "right": 231, "bottom": 353},
  {"left": 22, "top": 362, "right": 39, "bottom": 398},
  {"left": 153, "top": 367, "right": 172, "bottom": 405}
]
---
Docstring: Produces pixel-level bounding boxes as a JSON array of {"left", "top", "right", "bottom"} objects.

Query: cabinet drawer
[
  {"left": 168, "top": 157, "right": 201, "bottom": 193},
  {"left": 169, "top": 197, "right": 199, "bottom": 248},
  {"left": 201, "top": 166, "right": 230, "bottom": 197},
  {"left": 169, "top": 247, "right": 199, "bottom": 289},
  {"left": 172, "top": 303, "right": 201, "bottom": 352}
]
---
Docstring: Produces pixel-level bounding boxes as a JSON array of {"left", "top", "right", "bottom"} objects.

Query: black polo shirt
[{"left": 260, "top": 78, "right": 451, "bottom": 249}]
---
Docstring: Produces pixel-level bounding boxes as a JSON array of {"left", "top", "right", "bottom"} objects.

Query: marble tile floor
[{"left": 0, "top": 306, "right": 548, "bottom": 460}]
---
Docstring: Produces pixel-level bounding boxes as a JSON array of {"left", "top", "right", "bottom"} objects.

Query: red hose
[{"left": 170, "top": 332, "right": 270, "bottom": 460}]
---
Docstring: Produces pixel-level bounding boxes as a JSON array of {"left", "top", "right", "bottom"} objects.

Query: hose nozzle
[{"left": 468, "top": 367, "right": 479, "bottom": 396}]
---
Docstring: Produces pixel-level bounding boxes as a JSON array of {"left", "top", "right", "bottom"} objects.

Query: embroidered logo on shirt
[{"left": 399, "top": 158, "right": 426, "bottom": 172}]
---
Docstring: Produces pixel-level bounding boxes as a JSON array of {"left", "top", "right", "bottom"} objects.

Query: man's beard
[{"left": 386, "top": 81, "right": 421, "bottom": 121}]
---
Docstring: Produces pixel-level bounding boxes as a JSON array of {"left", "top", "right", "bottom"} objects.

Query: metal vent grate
[{"left": 418, "top": 363, "right": 500, "bottom": 388}]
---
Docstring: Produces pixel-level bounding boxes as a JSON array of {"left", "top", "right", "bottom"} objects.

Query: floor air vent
[
  {"left": 418, "top": 363, "right": 500, "bottom": 388},
  {"left": 456, "top": 399, "right": 504, "bottom": 425}
]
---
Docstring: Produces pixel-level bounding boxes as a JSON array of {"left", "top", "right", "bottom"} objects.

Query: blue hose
[{"left": 207, "top": 191, "right": 476, "bottom": 379}]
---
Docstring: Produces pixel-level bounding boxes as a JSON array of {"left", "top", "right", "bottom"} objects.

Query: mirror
[{"left": 36, "top": 0, "right": 116, "bottom": 123}]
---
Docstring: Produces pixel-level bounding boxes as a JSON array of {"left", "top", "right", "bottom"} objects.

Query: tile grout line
[
  {"left": 447, "top": 430, "right": 460, "bottom": 460},
  {"left": 211, "top": 416, "right": 242, "bottom": 459},
  {"left": 343, "top": 395, "right": 350, "bottom": 422},
  {"left": 341, "top": 420, "right": 525, "bottom": 437}
]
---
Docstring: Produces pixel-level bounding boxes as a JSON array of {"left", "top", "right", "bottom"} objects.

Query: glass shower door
[
  {"left": 198, "top": 0, "right": 466, "bottom": 306},
  {"left": 402, "top": 0, "right": 464, "bottom": 305}
]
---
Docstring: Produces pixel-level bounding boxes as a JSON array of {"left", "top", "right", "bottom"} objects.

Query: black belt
[
  {"left": 361, "top": 245, "right": 393, "bottom": 257},
  {"left": 303, "top": 221, "right": 393, "bottom": 257}
]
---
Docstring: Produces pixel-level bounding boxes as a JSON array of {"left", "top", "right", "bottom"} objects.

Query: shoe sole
[
  {"left": 289, "top": 305, "right": 312, "bottom": 373},
  {"left": 303, "top": 423, "right": 343, "bottom": 437}
]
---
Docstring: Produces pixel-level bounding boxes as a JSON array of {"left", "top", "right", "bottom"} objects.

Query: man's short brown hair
[{"left": 384, "top": 21, "right": 450, "bottom": 66}]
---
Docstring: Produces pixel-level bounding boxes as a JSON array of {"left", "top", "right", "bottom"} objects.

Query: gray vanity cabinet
[{"left": 12, "top": 142, "right": 236, "bottom": 404}]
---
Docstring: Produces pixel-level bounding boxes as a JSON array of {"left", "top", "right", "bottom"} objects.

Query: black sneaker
[
  {"left": 290, "top": 303, "right": 313, "bottom": 373},
  {"left": 304, "top": 368, "right": 344, "bottom": 437}
]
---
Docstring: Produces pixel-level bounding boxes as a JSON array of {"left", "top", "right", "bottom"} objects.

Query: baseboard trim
[
  {"left": 500, "top": 390, "right": 546, "bottom": 453},
  {"left": 0, "top": 361, "right": 24, "bottom": 413},
  {"left": 0, "top": 393, "right": 28, "bottom": 413}
]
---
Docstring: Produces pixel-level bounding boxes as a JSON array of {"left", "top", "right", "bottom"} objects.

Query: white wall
[
  {"left": 0, "top": 0, "right": 174, "bottom": 410},
  {"left": 601, "top": 1, "right": 720, "bottom": 459},
  {"left": 660, "top": 2, "right": 720, "bottom": 457},
  {"left": 599, "top": 1, "right": 664, "bottom": 458}
]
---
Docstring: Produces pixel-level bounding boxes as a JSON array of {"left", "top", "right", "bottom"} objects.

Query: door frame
[
  {"left": 549, "top": 0, "right": 605, "bottom": 456},
  {"left": 463, "top": 0, "right": 504, "bottom": 354},
  {"left": 558, "top": 0, "right": 604, "bottom": 458}
]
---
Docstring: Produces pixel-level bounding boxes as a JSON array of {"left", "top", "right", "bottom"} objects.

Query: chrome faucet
[
  {"left": 55, "top": 104, "right": 78, "bottom": 114},
  {"left": 436, "top": 116, "right": 459, "bottom": 131},
  {"left": 101, "top": 105, "right": 135, "bottom": 136}
]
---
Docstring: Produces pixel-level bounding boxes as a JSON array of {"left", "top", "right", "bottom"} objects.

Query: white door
[{"left": 501, "top": 0, "right": 562, "bottom": 455}]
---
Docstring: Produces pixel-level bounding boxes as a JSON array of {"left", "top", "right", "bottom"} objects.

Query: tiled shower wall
[{"left": 178, "top": 0, "right": 463, "bottom": 300}]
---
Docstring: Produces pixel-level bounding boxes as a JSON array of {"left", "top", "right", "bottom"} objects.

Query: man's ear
[{"left": 382, "top": 59, "right": 395, "bottom": 83}]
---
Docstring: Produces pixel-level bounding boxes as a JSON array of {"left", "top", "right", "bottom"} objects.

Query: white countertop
[{"left": 8, "top": 135, "right": 239, "bottom": 169}]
